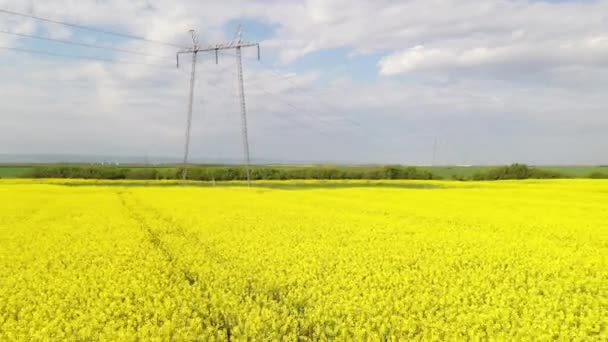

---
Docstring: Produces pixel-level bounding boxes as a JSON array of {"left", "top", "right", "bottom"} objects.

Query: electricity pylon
[{"left": 177, "top": 29, "right": 260, "bottom": 185}]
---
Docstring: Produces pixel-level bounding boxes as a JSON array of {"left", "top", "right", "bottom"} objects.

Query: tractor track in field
[
  {"left": 117, "top": 191, "right": 229, "bottom": 265},
  {"left": 115, "top": 191, "right": 260, "bottom": 340},
  {"left": 114, "top": 190, "right": 318, "bottom": 340},
  {"left": 117, "top": 191, "right": 200, "bottom": 286}
]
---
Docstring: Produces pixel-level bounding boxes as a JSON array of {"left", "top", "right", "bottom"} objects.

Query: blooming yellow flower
[{"left": 0, "top": 179, "right": 606, "bottom": 340}]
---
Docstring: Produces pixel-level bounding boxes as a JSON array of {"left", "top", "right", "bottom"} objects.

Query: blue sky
[{"left": 0, "top": 0, "right": 607, "bottom": 165}]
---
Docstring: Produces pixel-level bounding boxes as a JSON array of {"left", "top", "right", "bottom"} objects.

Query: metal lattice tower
[
  {"left": 178, "top": 30, "right": 199, "bottom": 180},
  {"left": 235, "top": 28, "right": 252, "bottom": 185},
  {"left": 177, "top": 29, "right": 260, "bottom": 185}
]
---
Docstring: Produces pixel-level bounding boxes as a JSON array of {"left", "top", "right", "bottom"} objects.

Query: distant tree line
[
  {"left": 19, "top": 163, "right": 608, "bottom": 181},
  {"left": 470, "top": 164, "right": 564, "bottom": 180},
  {"left": 589, "top": 172, "right": 608, "bottom": 179},
  {"left": 24, "top": 165, "right": 438, "bottom": 181}
]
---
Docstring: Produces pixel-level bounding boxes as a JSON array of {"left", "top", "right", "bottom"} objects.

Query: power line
[
  {"left": 205, "top": 63, "right": 340, "bottom": 130},
  {"left": 178, "top": 30, "right": 199, "bottom": 181},
  {"left": 245, "top": 73, "right": 297, "bottom": 87},
  {"left": 199, "top": 77, "right": 331, "bottom": 136},
  {"left": 194, "top": 66, "right": 345, "bottom": 158},
  {"left": 248, "top": 100, "right": 335, "bottom": 138},
  {"left": 248, "top": 58, "right": 389, "bottom": 141},
  {"left": 215, "top": 53, "right": 390, "bottom": 143},
  {"left": 216, "top": 53, "right": 296, "bottom": 86},
  {"left": 222, "top": 50, "right": 374, "bottom": 130},
  {"left": 235, "top": 28, "right": 254, "bottom": 185},
  {"left": 254, "top": 86, "right": 335, "bottom": 127},
  {"left": 200, "top": 78, "right": 339, "bottom": 144},
  {"left": 201, "top": 51, "right": 297, "bottom": 87},
  {"left": 0, "top": 45, "right": 171, "bottom": 68},
  {"left": 0, "top": 30, "right": 172, "bottom": 59},
  {"left": 176, "top": 28, "right": 259, "bottom": 185},
  {"left": 201, "top": 58, "right": 335, "bottom": 127},
  {"left": 0, "top": 8, "right": 185, "bottom": 48},
  {"left": 257, "top": 59, "right": 363, "bottom": 122},
  {"left": 209, "top": 63, "right": 370, "bottom": 139}
]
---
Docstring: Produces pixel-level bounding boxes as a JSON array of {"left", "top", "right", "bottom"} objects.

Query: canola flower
[{"left": 0, "top": 179, "right": 606, "bottom": 340}]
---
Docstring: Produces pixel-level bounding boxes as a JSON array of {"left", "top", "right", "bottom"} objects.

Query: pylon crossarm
[{"left": 176, "top": 29, "right": 259, "bottom": 186}]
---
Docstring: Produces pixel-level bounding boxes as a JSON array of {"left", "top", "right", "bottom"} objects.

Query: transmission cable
[
  {"left": 0, "top": 30, "right": 173, "bottom": 59},
  {"left": 0, "top": 8, "right": 185, "bottom": 48},
  {"left": 0, "top": 45, "right": 172, "bottom": 68}
]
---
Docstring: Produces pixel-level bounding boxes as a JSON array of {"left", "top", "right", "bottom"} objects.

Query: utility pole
[
  {"left": 235, "top": 28, "right": 252, "bottom": 186},
  {"left": 176, "top": 28, "right": 260, "bottom": 186},
  {"left": 177, "top": 30, "right": 199, "bottom": 180}
]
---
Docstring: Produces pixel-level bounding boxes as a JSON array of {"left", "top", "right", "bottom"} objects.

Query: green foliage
[
  {"left": 382, "top": 166, "right": 436, "bottom": 180},
  {"left": 26, "top": 166, "right": 130, "bottom": 179},
  {"left": 9, "top": 164, "right": 608, "bottom": 180},
  {"left": 450, "top": 174, "right": 467, "bottom": 181},
  {"left": 0, "top": 166, "right": 32, "bottom": 178},
  {"left": 182, "top": 165, "right": 439, "bottom": 181},
  {"left": 21, "top": 163, "right": 598, "bottom": 181},
  {"left": 25, "top": 165, "right": 442, "bottom": 181},
  {"left": 588, "top": 172, "right": 608, "bottom": 179},
  {"left": 472, "top": 164, "right": 565, "bottom": 180},
  {"left": 125, "top": 168, "right": 161, "bottom": 180}
]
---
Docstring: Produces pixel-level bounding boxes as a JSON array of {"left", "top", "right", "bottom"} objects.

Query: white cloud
[
  {"left": 379, "top": 37, "right": 608, "bottom": 75},
  {"left": 0, "top": 0, "right": 607, "bottom": 164},
  {"left": 378, "top": 45, "right": 448, "bottom": 75}
]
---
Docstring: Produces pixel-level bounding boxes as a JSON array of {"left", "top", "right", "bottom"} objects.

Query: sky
[{"left": 0, "top": 0, "right": 607, "bottom": 165}]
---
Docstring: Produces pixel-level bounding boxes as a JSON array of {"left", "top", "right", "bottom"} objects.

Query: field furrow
[{"left": 0, "top": 180, "right": 606, "bottom": 340}]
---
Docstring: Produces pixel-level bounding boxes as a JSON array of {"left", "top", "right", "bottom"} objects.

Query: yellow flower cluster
[{"left": 0, "top": 179, "right": 606, "bottom": 340}]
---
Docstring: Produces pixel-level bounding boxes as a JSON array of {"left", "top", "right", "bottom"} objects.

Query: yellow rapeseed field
[{"left": 0, "top": 179, "right": 606, "bottom": 340}]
